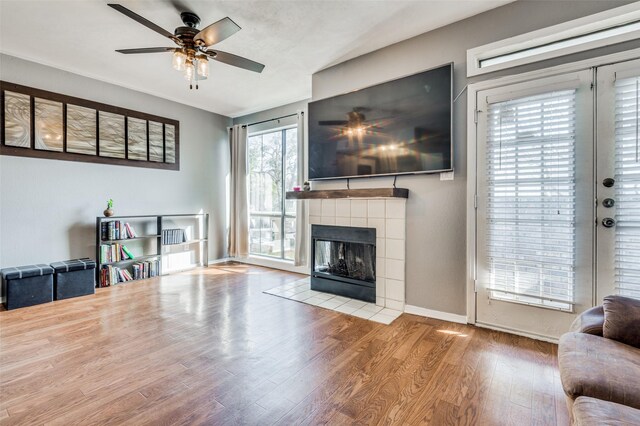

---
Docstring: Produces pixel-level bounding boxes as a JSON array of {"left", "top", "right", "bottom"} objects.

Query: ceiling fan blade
[
  {"left": 169, "top": 0, "right": 193, "bottom": 14},
  {"left": 116, "top": 47, "right": 177, "bottom": 54},
  {"left": 207, "top": 50, "right": 265, "bottom": 73},
  {"left": 108, "top": 4, "right": 175, "bottom": 40},
  {"left": 194, "top": 17, "right": 241, "bottom": 47},
  {"left": 318, "top": 121, "right": 349, "bottom": 126}
]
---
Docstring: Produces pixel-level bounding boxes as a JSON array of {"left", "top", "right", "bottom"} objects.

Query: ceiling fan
[{"left": 108, "top": 4, "right": 265, "bottom": 89}]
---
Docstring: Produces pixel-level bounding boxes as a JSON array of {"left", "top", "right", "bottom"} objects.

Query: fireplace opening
[
  {"left": 314, "top": 240, "right": 375, "bottom": 283},
  {"left": 311, "top": 225, "right": 376, "bottom": 302}
]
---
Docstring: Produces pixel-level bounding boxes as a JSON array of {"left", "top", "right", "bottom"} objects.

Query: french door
[
  {"left": 476, "top": 71, "right": 594, "bottom": 338},
  {"left": 596, "top": 59, "right": 640, "bottom": 301},
  {"left": 475, "top": 60, "right": 640, "bottom": 339}
]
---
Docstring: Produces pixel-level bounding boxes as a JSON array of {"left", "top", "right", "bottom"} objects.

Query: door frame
[{"left": 466, "top": 47, "right": 640, "bottom": 336}]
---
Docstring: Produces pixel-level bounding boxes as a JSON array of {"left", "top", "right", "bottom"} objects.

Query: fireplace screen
[{"left": 314, "top": 239, "right": 376, "bottom": 283}]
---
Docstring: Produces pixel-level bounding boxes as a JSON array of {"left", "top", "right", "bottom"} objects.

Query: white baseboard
[
  {"left": 229, "top": 256, "right": 309, "bottom": 275},
  {"left": 404, "top": 304, "right": 468, "bottom": 324},
  {"left": 208, "top": 257, "right": 234, "bottom": 265},
  {"left": 474, "top": 321, "right": 560, "bottom": 344}
]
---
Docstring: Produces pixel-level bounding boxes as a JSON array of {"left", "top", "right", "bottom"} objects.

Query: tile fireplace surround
[{"left": 308, "top": 198, "right": 406, "bottom": 311}]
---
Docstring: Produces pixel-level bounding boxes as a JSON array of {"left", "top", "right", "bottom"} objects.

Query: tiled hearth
[
  {"left": 265, "top": 277, "right": 402, "bottom": 324},
  {"left": 309, "top": 198, "right": 406, "bottom": 311}
]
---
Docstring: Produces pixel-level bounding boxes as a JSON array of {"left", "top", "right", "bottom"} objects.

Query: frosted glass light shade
[
  {"left": 184, "top": 62, "right": 194, "bottom": 81},
  {"left": 197, "top": 57, "right": 209, "bottom": 78},
  {"left": 172, "top": 51, "right": 186, "bottom": 71}
]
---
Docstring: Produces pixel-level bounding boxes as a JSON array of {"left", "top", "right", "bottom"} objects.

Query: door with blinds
[
  {"left": 596, "top": 59, "right": 640, "bottom": 301},
  {"left": 475, "top": 71, "right": 594, "bottom": 338}
]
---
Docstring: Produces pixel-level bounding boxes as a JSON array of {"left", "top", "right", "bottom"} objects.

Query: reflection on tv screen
[{"left": 308, "top": 64, "right": 452, "bottom": 180}]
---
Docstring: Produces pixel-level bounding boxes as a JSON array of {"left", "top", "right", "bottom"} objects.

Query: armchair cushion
[
  {"left": 570, "top": 306, "right": 604, "bottom": 336},
  {"left": 603, "top": 295, "right": 640, "bottom": 349},
  {"left": 558, "top": 332, "right": 640, "bottom": 409},
  {"left": 573, "top": 396, "right": 640, "bottom": 426}
]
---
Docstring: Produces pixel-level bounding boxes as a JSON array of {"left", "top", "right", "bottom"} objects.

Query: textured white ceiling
[{"left": 0, "top": 0, "right": 511, "bottom": 117}]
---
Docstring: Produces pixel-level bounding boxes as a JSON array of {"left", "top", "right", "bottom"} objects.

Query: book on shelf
[
  {"left": 162, "top": 228, "right": 186, "bottom": 245},
  {"left": 121, "top": 245, "right": 135, "bottom": 260},
  {"left": 99, "top": 243, "right": 134, "bottom": 263},
  {"left": 100, "top": 220, "right": 138, "bottom": 241},
  {"left": 99, "top": 259, "right": 160, "bottom": 287}
]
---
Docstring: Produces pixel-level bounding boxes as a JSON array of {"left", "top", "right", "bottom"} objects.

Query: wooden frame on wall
[{"left": 0, "top": 81, "right": 180, "bottom": 170}]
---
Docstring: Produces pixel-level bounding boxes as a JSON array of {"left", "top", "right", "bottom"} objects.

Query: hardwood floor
[{"left": 0, "top": 263, "right": 568, "bottom": 425}]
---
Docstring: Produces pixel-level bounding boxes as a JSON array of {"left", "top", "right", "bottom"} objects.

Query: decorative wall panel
[{"left": 0, "top": 81, "right": 179, "bottom": 170}]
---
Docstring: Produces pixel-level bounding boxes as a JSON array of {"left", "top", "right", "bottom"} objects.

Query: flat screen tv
[{"left": 308, "top": 63, "right": 452, "bottom": 180}]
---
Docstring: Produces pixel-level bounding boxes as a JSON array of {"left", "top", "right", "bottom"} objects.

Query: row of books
[
  {"left": 99, "top": 260, "right": 160, "bottom": 287},
  {"left": 101, "top": 221, "right": 138, "bottom": 241},
  {"left": 132, "top": 260, "right": 160, "bottom": 280},
  {"left": 99, "top": 243, "right": 134, "bottom": 264},
  {"left": 162, "top": 228, "right": 186, "bottom": 245},
  {"left": 99, "top": 265, "right": 127, "bottom": 287}
]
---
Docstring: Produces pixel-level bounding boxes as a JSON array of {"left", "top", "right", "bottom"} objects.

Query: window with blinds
[
  {"left": 615, "top": 76, "right": 640, "bottom": 299},
  {"left": 485, "top": 90, "right": 576, "bottom": 311}
]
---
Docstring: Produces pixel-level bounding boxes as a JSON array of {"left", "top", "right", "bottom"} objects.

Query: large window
[{"left": 248, "top": 127, "right": 298, "bottom": 260}]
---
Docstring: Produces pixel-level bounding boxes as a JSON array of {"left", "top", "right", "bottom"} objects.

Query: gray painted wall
[
  {"left": 311, "top": 0, "right": 636, "bottom": 315},
  {"left": 0, "top": 54, "right": 231, "bottom": 271},
  {"left": 233, "top": 100, "right": 308, "bottom": 131}
]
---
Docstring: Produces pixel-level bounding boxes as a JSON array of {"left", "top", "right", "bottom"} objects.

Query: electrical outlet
[{"left": 440, "top": 171, "right": 454, "bottom": 181}]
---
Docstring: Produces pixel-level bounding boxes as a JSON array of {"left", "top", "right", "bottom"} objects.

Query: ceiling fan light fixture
[
  {"left": 184, "top": 61, "right": 195, "bottom": 81},
  {"left": 196, "top": 55, "right": 209, "bottom": 78},
  {"left": 172, "top": 50, "right": 186, "bottom": 71}
]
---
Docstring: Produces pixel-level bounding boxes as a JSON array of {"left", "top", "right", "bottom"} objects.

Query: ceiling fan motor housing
[
  {"left": 180, "top": 12, "right": 200, "bottom": 28},
  {"left": 175, "top": 26, "right": 199, "bottom": 40}
]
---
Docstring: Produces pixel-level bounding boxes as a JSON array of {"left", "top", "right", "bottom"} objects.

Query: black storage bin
[
  {"left": 50, "top": 258, "right": 96, "bottom": 300},
  {"left": 1, "top": 264, "right": 54, "bottom": 310}
]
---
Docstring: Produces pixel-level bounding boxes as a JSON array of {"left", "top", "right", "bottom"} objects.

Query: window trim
[
  {"left": 247, "top": 125, "right": 297, "bottom": 261},
  {"left": 466, "top": 2, "right": 640, "bottom": 77}
]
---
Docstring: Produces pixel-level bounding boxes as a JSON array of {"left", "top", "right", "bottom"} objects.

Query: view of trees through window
[{"left": 248, "top": 127, "right": 297, "bottom": 260}]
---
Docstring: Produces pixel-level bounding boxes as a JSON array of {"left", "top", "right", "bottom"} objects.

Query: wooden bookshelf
[{"left": 95, "top": 213, "right": 209, "bottom": 287}]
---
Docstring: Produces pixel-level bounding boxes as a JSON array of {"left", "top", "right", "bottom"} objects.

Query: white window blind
[
  {"left": 485, "top": 90, "right": 576, "bottom": 310},
  {"left": 615, "top": 76, "right": 640, "bottom": 299}
]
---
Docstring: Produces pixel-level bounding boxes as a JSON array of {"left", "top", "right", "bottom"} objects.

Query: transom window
[{"left": 248, "top": 127, "right": 297, "bottom": 260}]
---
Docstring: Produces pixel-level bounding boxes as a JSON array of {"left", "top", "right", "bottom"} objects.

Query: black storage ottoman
[
  {"left": 50, "top": 258, "right": 96, "bottom": 300},
  {"left": 1, "top": 264, "right": 54, "bottom": 310}
]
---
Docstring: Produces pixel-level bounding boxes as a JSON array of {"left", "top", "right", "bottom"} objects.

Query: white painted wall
[{"left": 0, "top": 54, "right": 231, "bottom": 273}]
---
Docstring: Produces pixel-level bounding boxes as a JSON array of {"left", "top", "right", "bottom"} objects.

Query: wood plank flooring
[{"left": 0, "top": 263, "right": 568, "bottom": 425}]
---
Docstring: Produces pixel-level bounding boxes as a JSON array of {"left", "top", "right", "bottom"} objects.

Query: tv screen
[{"left": 308, "top": 63, "right": 452, "bottom": 180}]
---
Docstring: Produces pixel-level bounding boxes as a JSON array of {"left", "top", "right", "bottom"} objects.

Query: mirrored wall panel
[
  {"left": 34, "top": 98, "right": 64, "bottom": 152},
  {"left": 149, "top": 121, "right": 164, "bottom": 162},
  {"left": 127, "top": 117, "right": 147, "bottom": 161},
  {"left": 165, "top": 124, "right": 175, "bottom": 164},
  {"left": 4, "top": 91, "right": 31, "bottom": 148},
  {"left": 67, "top": 104, "right": 97, "bottom": 155},
  {"left": 98, "top": 111, "right": 125, "bottom": 159}
]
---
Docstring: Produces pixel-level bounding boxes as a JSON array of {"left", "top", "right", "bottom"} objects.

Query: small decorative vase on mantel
[
  {"left": 303, "top": 181, "right": 311, "bottom": 191},
  {"left": 104, "top": 199, "right": 114, "bottom": 217}
]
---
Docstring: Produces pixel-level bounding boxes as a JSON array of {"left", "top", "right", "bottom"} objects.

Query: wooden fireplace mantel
[{"left": 285, "top": 188, "right": 409, "bottom": 200}]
